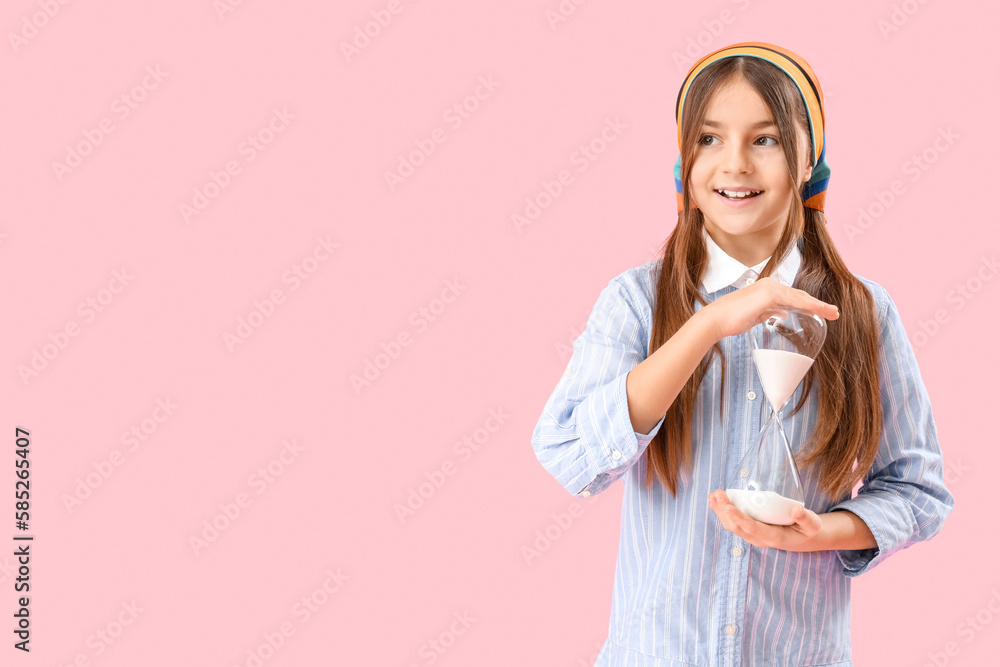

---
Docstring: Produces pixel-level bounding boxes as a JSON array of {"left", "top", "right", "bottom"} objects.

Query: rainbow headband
[{"left": 673, "top": 42, "right": 830, "bottom": 214}]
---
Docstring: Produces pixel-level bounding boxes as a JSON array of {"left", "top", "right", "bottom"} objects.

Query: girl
[{"left": 530, "top": 42, "right": 954, "bottom": 667}]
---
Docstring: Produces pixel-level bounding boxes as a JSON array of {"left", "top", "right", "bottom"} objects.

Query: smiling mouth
[{"left": 715, "top": 189, "right": 763, "bottom": 200}]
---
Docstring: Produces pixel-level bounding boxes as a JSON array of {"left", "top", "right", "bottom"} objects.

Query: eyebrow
[{"left": 702, "top": 119, "right": 777, "bottom": 129}]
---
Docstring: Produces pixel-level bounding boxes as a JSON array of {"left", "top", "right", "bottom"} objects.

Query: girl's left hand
[{"left": 707, "top": 489, "right": 822, "bottom": 551}]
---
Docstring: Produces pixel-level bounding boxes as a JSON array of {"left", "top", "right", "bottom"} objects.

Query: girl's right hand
[{"left": 701, "top": 277, "right": 840, "bottom": 341}]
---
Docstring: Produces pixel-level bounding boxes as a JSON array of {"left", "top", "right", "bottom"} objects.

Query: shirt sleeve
[
  {"left": 530, "top": 273, "right": 666, "bottom": 498},
  {"left": 828, "top": 284, "right": 955, "bottom": 577}
]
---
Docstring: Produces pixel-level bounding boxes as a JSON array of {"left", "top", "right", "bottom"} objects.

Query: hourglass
[{"left": 725, "top": 306, "right": 827, "bottom": 525}]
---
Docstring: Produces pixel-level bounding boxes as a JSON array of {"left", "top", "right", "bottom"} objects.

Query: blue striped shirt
[{"left": 530, "top": 231, "right": 955, "bottom": 666}]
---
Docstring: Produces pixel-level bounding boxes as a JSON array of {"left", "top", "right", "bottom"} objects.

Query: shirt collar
[{"left": 700, "top": 226, "right": 802, "bottom": 294}]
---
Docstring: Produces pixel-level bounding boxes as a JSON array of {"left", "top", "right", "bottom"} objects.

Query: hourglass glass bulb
[
  {"left": 749, "top": 308, "right": 827, "bottom": 412},
  {"left": 722, "top": 307, "right": 827, "bottom": 525}
]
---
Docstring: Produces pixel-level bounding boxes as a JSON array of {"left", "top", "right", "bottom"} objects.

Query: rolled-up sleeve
[
  {"left": 531, "top": 274, "right": 666, "bottom": 498},
  {"left": 829, "top": 284, "right": 955, "bottom": 577}
]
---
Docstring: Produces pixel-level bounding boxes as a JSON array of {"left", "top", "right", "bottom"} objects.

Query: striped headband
[{"left": 673, "top": 42, "right": 830, "bottom": 214}]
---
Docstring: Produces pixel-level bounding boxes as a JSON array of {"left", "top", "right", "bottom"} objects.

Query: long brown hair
[{"left": 646, "top": 56, "right": 882, "bottom": 501}]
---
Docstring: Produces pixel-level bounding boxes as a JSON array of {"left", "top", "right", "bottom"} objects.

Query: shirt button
[
  {"left": 725, "top": 624, "right": 737, "bottom": 635},
  {"left": 564, "top": 366, "right": 573, "bottom": 376},
  {"left": 747, "top": 390, "right": 756, "bottom": 400},
  {"left": 740, "top": 467, "right": 749, "bottom": 478},
  {"left": 732, "top": 546, "right": 743, "bottom": 557},
  {"left": 612, "top": 450, "right": 622, "bottom": 461},
  {"left": 745, "top": 278, "right": 754, "bottom": 286},
  {"left": 581, "top": 490, "right": 591, "bottom": 498}
]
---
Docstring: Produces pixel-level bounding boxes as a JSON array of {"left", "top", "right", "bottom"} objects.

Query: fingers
[
  {"left": 709, "top": 491, "right": 753, "bottom": 534},
  {"left": 790, "top": 504, "right": 822, "bottom": 535},
  {"left": 791, "top": 287, "right": 839, "bottom": 321},
  {"left": 759, "top": 279, "right": 839, "bottom": 321},
  {"left": 817, "top": 300, "right": 839, "bottom": 321}
]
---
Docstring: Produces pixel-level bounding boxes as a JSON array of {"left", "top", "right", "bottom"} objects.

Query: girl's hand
[
  {"left": 701, "top": 277, "right": 839, "bottom": 341},
  {"left": 707, "top": 489, "right": 822, "bottom": 551}
]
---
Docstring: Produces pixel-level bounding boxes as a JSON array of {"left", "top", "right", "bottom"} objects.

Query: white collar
[{"left": 700, "top": 226, "right": 802, "bottom": 294}]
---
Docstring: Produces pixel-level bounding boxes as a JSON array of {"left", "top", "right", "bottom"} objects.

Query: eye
[
  {"left": 698, "top": 134, "right": 720, "bottom": 146},
  {"left": 755, "top": 136, "right": 779, "bottom": 147}
]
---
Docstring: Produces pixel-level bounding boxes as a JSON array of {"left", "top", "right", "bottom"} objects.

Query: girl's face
[{"left": 688, "top": 76, "right": 812, "bottom": 263}]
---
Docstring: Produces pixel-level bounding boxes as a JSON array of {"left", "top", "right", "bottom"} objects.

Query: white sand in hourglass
[
  {"left": 751, "top": 348, "right": 815, "bottom": 411},
  {"left": 724, "top": 489, "right": 805, "bottom": 526}
]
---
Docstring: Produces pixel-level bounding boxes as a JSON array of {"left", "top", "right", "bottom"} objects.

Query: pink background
[{"left": 2, "top": 1, "right": 996, "bottom": 665}]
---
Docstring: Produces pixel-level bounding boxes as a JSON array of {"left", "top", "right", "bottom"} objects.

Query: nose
[{"left": 721, "top": 142, "right": 753, "bottom": 173}]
